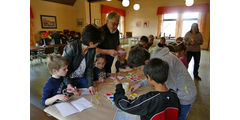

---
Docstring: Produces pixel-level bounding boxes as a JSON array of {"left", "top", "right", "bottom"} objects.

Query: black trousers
[
  {"left": 105, "top": 55, "right": 114, "bottom": 74},
  {"left": 187, "top": 51, "right": 201, "bottom": 77}
]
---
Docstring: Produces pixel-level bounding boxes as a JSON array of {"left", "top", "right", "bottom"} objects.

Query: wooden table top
[{"left": 43, "top": 71, "right": 152, "bottom": 120}]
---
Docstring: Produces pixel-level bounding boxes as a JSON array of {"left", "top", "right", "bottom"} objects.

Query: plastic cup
[{"left": 122, "top": 82, "right": 129, "bottom": 92}]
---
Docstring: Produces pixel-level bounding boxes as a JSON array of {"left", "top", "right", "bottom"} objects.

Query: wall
[
  {"left": 125, "top": 0, "right": 210, "bottom": 37},
  {"left": 30, "top": 0, "right": 124, "bottom": 44},
  {"left": 31, "top": 0, "right": 90, "bottom": 43},
  {"left": 124, "top": 0, "right": 210, "bottom": 49},
  {"left": 90, "top": 1, "right": 126, "bottom": 25}
]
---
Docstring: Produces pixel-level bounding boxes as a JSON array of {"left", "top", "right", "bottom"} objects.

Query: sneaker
[{"left": 194, "top": 75, "right": 201, "bottom": 81}]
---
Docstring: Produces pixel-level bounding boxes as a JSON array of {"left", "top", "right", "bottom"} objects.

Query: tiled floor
[{"left": 30, "top": 45, "right": 210, "bottom": 120}]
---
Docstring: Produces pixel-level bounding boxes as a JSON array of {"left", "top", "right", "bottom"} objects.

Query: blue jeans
[
  {"left": 178, "top": 104, "right": 192, "bottom": 120},
  {"left": 71, "top": 77, "right": 88, "bottom": 88}
]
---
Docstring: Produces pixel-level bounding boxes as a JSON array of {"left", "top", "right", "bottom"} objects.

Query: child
[
  {"left": 114, "top": 58, "right": 181, "bottom": 120},
  {"left": 136, "top": 36, "right": 149, "bottom": 49},
  {"left": 175, "top": 41, "right": 188, "bottom": 68},
  {"left": 115, "top": 49, "right": 132, "bottom": 73},
  {"left": 129, "top": 45, "right": 196, "bottom": 120},
  {"left": 176, "top": 37, "right": 183, "bottom": 42},
  {"left": 42, "top": 54, "right": 71, "bottom": 106},
  {"left": 145, "top": 34, "right": 154, "bottom": 50},
  {"left": 159, "top": 37, "right": 166, "bottom": 47},
  {"left": 93, "top": 53, "right": 107, "bottom": 83},
  {"left": 167, "top": 41, "right": 188, "bottom": 68}
]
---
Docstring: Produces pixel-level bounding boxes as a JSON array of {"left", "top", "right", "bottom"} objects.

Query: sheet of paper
[
  {"left": 79, "top": 88, "right": 90, "bottom": 95},
  {"left": 109, "top": 76, "right": 125, "bottom": 80},
  {"left": 71, "top": 97, "right": 93, "bottom": 112},
  {"left": 114, "top": 108, "right": 140, "bottom": 120},
  {"left": 55, "top": 102, "right": 78, "bottom": 117}
]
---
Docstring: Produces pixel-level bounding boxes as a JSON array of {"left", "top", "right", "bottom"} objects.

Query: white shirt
[{"left": 70, "top": 58, "right": 86, "bottom": 78}]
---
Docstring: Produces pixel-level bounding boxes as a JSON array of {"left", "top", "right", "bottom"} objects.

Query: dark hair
[
  {"left": 143, "top": 58, "right": 169, "bottom": 84},
  {"left": 190, "top": 23, "right": 200, "bottom": 33},
  {"left": 96, "top": 53, "right": 106, "bottom": 61},
  {"left": 160, "top": 37, "right": 166, "bottom": 43},
  {"left": 81, "top": 24, "right": 103, "bottom": 46},
  {"left": 127, "top": 46, "right": 150, "bottom": 68},
  {"left": 140, "top": 36, "right": 149, "bottom": 43}
]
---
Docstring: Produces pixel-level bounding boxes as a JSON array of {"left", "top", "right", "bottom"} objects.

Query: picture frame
[
  {"left": 40, "top": 15, "right": 57, "bottom": 29},
  {"left": 94, "top": 19, "right": 100, "bottom": 26},
  {"left": 77, "top": 18, "right": 83, "bottom": 27}
]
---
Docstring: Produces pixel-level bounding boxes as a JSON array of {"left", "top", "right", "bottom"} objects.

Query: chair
[{"left": 151, "top": 108, "right": 179, "bottom": 120}]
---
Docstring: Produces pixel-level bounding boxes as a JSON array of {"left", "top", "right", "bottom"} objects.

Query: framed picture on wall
[
  {"left": 77, "top": 18, "right": 83, "bottom": 27},
  {"left": 143, "top": 21, "right": 149, "bottom": 28},
  {"left": 40, "top": 15, "right": 57, "bottom": 29},
  {"left": 94, "top": 19, "right": 100, "bottom": 26}
]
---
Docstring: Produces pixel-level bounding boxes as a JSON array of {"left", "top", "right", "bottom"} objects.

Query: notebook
[{"left": 55, "top": 97, "right": 93, "bottom": 117}]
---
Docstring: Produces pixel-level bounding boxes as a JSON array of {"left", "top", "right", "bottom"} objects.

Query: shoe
[{"left": 194, "top": 75, "right": 201, "bottom": 81}]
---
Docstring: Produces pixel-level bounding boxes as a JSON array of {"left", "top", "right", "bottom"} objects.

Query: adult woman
[
  {"left": 184, "top": 23, "right": 203, "bottom": 80},
  {"left": 62, "top": 24, "right": 103, "bottom": 95}
]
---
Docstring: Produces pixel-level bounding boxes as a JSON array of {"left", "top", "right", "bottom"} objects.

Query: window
[
  {"left": 161, "top": 13, "right": 178, "bottom": 37},
  {"left": 181, "top": 12, "right": 199, "bottom": 37}
]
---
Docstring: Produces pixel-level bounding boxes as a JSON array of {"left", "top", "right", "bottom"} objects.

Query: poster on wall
[
  {"left": 136, "top": 21, "right": 141, "bottom": 27},
  {"left": 94, "top": 19, "right": 100, "bottom": 27},
  {"left": 40, "top": 15, "right": 57, "bottom": 29},
  {"left": 77, "top": 18, "right": 83, "bottom": 27},
  {"left": 143, "top": 21, "right": 149, "bottom": 28}
]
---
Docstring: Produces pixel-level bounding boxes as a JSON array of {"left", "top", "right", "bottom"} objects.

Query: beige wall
[
  {"left": 30, "top": 0, "right": 124, "bottom": 43},
  {"left": 125, "top": 0, "right": 210, "bottom": 37},
  {"left": 31, "top": 0, "right": 89, "bottom": 43},
  {"left": 90, "top": 1, "right": 126, "bottom": 25},
  {"left": 30, "top": 0, "right": 210, "bottom": 49}
]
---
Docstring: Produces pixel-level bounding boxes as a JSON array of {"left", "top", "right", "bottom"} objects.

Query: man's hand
[
  {"left": 56, "top": 94, "right": 69, "bottom": 102},
  {"left": 88, "top": 86, "right": 96, "bottom": 95},
  {"left": 108, "top": 49, "right": 118, "bottom": 57},
  {"left": 130, "top": 84, "right": 140, "bottom": 93}
]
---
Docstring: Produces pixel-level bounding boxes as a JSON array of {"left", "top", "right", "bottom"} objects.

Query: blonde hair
[
  {"left": 176, "top": 37, "right": 183, "bottom": 42},
  {"left": 47, "top": 54, "right": 68, "bottom": 74}
]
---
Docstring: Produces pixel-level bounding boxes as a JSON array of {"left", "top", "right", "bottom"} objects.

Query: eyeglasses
[{"left": 109, "top": 21, "right": 119, "bottom": 27}]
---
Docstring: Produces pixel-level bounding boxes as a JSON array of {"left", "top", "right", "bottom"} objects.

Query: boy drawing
[
  {"left": 41, "top": 54, "right": 80, "bottom": 106},
  {"left": 113, "top": 58, "right": 181, "bottom": 120}
]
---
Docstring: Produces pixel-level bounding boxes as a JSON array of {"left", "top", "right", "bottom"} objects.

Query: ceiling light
[
  {"left": 133, "top": 4, "right": 140, "bottom": 11},
  {"left": 106, "top": 0, "right": 112, "bottom": 1},
  {"left": 122, "top": 0, "right": 130, "bottom": 7},
  {"left": 185, "top": 0, "right": 194, "bottom": 6}
]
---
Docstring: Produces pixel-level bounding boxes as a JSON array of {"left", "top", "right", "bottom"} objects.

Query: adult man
[
  {"left": 62, "top": 24, "right": 103, "bottom": 95},
  {"left": 97, "top": 12, "right": 122, "bottom": 74}
]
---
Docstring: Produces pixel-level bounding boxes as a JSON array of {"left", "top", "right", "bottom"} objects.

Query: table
[
  {"left": 30, "top": 44, "right": 66, "bottom": 54},
  {"left": 44, "top": 71, "right": 153, "bottom": 120}
]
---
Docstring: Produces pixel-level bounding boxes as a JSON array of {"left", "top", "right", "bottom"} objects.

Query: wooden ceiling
[
  {"left": 43, "top": 0, "right": 121, "bottom": 6},
  {"left": 43, "top": 0, "right": 77, "bottom": 6}
]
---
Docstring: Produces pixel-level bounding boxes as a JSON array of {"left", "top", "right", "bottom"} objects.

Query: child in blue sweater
[{"left": 42, "top": 54, "right": 77, "bottom": 106}]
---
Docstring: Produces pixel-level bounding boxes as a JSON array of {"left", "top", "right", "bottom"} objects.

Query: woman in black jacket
[{"left": 62, "top": 24, "right": 103, "bottom": 95}]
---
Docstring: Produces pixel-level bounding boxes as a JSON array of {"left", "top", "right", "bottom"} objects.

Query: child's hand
[
  {"left": 114, "top": 74, "right": 121, "bottom": 85},
  {"left": 67, "top": 84, "right": 76, "bottom": 93},
  {"left": 98, "top": 77, "right": 104, "bottom": 83},
  {"left": 73, "top": 89, "right": 82, "bottom": 96},
  {"left": 56, "top": 94, "right": 69, "bottom": 102},
  {"left": 130, "top": 84, "right": 140, "bottom": 93}
]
